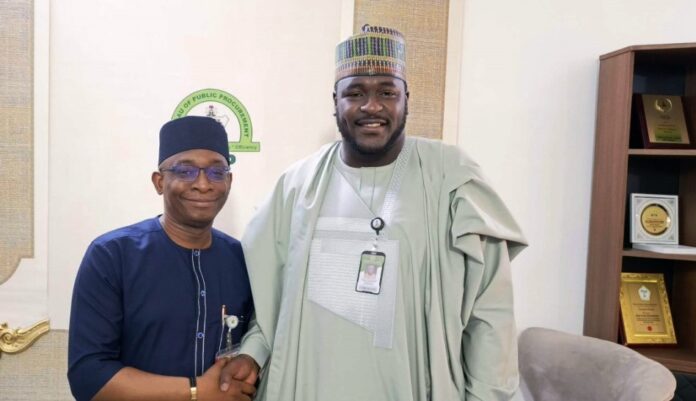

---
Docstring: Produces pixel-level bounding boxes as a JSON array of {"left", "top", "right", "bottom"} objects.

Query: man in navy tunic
[{"left": 68, "top": 116, "right": 258, "bottom": 401}]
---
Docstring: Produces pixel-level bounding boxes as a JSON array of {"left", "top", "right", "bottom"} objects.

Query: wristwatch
[{"left": 189, "top": 376, "right": 198, "bottom": 401}]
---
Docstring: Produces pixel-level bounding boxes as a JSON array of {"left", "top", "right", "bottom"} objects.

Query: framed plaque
[
  {"left": 634, "top": 94, "right": 691, "bottom": 148},
  {"left": 630, "top": 193, "right": 678, "bottom": 245},
  {"left": 619, "top": 273, "right": 677, "bottom": 345}
]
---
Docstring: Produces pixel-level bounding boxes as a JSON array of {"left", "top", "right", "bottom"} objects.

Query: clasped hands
[{"left": 199, "top": 354, "right": 260, "bottom": 401}]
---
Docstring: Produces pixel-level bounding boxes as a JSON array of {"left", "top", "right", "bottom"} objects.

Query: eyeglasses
[{"left": 160, "top": 165, "right": 230, "bottom": 182}]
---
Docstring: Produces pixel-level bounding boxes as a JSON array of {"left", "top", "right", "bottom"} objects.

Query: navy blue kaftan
[{"left": 68, "top": 217, "right": 252, "bottom": 401}]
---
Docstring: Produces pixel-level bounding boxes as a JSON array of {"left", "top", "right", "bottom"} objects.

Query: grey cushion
[{"left": 518, "top": 327, "right": 675, "bottom": 401}]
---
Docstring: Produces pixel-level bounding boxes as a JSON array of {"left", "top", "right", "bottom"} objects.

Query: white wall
[
  {"left": 44, "top": 0, "right": 696, "bottom": 334},
  {"left": 48, "top": 0, "right": 344, "bottom": 329},
  {"left": 458, "top": 0, "right": 696, "bottom": 334}
]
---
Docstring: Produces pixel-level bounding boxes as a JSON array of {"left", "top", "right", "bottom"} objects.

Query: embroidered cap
[
  {"left": 335, "top": 24, "right": 406, "bottom": 83},
  {"left": 159, "top": 116, "right": 231, "bottom": 165}
]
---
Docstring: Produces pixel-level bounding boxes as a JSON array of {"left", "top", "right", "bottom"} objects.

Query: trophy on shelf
[
  {"left": 619, "top": 272, "right": 677, "bottom": 345},
  {"left": 633, "top": 94, "right": 692, "bottom": 148},
  {"left": 630, "top": 193, "right": 696, "bottom": 254}
]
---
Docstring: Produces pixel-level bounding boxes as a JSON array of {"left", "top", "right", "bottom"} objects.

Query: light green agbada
[{"left": 239, "top": 137, "right": 527, "bottom": 401}]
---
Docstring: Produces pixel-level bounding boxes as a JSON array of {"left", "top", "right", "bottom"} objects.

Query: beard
[{"left": 336, "top": 108, "right": 408, "bottom": 157}]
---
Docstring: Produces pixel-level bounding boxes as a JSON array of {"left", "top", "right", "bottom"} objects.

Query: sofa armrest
[{"left": 519, "top": 327, "right": 675, "bottom": 401}]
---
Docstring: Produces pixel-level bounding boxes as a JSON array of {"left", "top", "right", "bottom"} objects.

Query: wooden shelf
[
  {"left": 628, "top": 149, "right": 696, "bottom": 157},
  {"left": 584, "top": 43, "right": 696, "bottom": 374},
  {"left": 601, "top": 42, "right": 696, "bottom": 60},
  {"left": 623, "top": 249, "right": 696, "bottom": 262},
  {"left": 633, "top": 346, "right": 696, "bottom": 373}
]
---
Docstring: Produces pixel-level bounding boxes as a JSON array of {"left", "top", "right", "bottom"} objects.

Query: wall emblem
[{"left": 172, "top": 89, "right": 260, "bottom": 164}]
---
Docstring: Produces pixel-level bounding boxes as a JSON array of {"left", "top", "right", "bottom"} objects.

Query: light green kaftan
[{"left": 239, "top": 137, "right": 527, "bottom": 401}]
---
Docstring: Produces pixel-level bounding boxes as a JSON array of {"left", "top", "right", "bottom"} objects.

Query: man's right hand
[
  {"left": 219, "top": 354, "right": 261, "bottom": 393},
  {"left": 199, "top": 359, "right": 256, "bottom": 401}
]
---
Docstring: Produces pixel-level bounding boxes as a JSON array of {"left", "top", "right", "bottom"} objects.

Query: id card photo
[{"left": 356, "top": 250, "right": 385, "bottom": 294}]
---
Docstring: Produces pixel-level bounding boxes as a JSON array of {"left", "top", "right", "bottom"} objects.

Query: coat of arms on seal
[{"left": 172, "top": 89, "right": 260, "bottom": 164}]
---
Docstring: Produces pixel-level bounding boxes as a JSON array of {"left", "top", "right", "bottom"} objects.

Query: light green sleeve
[
  {"left": 239, "top": 176, "right": 295, "bottom": 369},
  {"left": 239, "top": 315, "right": 271, "bottom": 370},
  {"left": 238, "top": 143, "right": 336, "bottom": 372},
  {"left": 446, "top": 169, "right": 526, "bottom": 401},
  {"left": 461, "top": 237, "right": 518, "bottom": 401}
]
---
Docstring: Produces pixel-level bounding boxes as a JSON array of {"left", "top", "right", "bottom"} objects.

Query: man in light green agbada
[{"left": 223, "top": 25, "right": 527, "bottom": 401}]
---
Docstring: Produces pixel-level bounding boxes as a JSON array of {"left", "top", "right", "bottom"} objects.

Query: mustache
[{"left": 354, "top": 113, "right": 390, "bottom": 120}]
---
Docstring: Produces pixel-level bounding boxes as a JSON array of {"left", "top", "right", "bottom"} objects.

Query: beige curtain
[
  {"left": 0, "top": 0, "right": 34, "bottom": 284},
  {"left": 354, "top": 0, "right": 450, "bottom": 140}
]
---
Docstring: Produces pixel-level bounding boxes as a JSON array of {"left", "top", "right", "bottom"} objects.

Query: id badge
[
  {"left": 355, "top": 250, "right": 386, "bottom": 294},
  {"left": 215, "top": 344, "right": 240, "bottom": 360},
  {"left": 215, "top": 312, "right": 241, "bottom": 360}
]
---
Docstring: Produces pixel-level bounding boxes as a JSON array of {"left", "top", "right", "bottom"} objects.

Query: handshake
[{"left": 198, "top": 354, "right": 260, "bottom": 401}]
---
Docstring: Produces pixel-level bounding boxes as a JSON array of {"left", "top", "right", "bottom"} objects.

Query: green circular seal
[{"left": 172, "top": 89, "right": 261, "bottom": 161}]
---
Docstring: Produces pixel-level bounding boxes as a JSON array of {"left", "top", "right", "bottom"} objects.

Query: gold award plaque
[
  {"left": 640, "top": 203, "right": 671, "bottom": 236},
  {"left": 640, "top": 94, "right": 690, "bottom": 146},
  {"left": 631, "top": 193, "right": 678, "bottom": 245},
  {"left": 619, "top": 273, "right": 677, "bottom": 345}
]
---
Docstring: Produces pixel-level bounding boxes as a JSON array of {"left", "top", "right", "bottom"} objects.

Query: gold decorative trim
[{"left": 0, "top": 320, "right": 50, "bottom": 356}]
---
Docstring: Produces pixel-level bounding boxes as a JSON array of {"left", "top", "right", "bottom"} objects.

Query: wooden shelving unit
[
  {"left": 636, "top": 347, "right": 696, "bottom": 374},
  {"left": 622, "top": 249, "right": 696, "bottom": 262},
  {"left": 584, "top": 43, "right": 696, "bottom": 374},
  {"left": 628, "top": 149, "right": 696, "bottom": 157}
]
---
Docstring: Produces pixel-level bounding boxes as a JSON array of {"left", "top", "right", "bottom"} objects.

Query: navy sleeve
[{"left": 68, "top": 241, "right": 125, "bottom": 401}]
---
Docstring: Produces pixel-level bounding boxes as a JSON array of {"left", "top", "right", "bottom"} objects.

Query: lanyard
[{"left": 370, "top": 138, "right": 414, "bottom": 247}]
